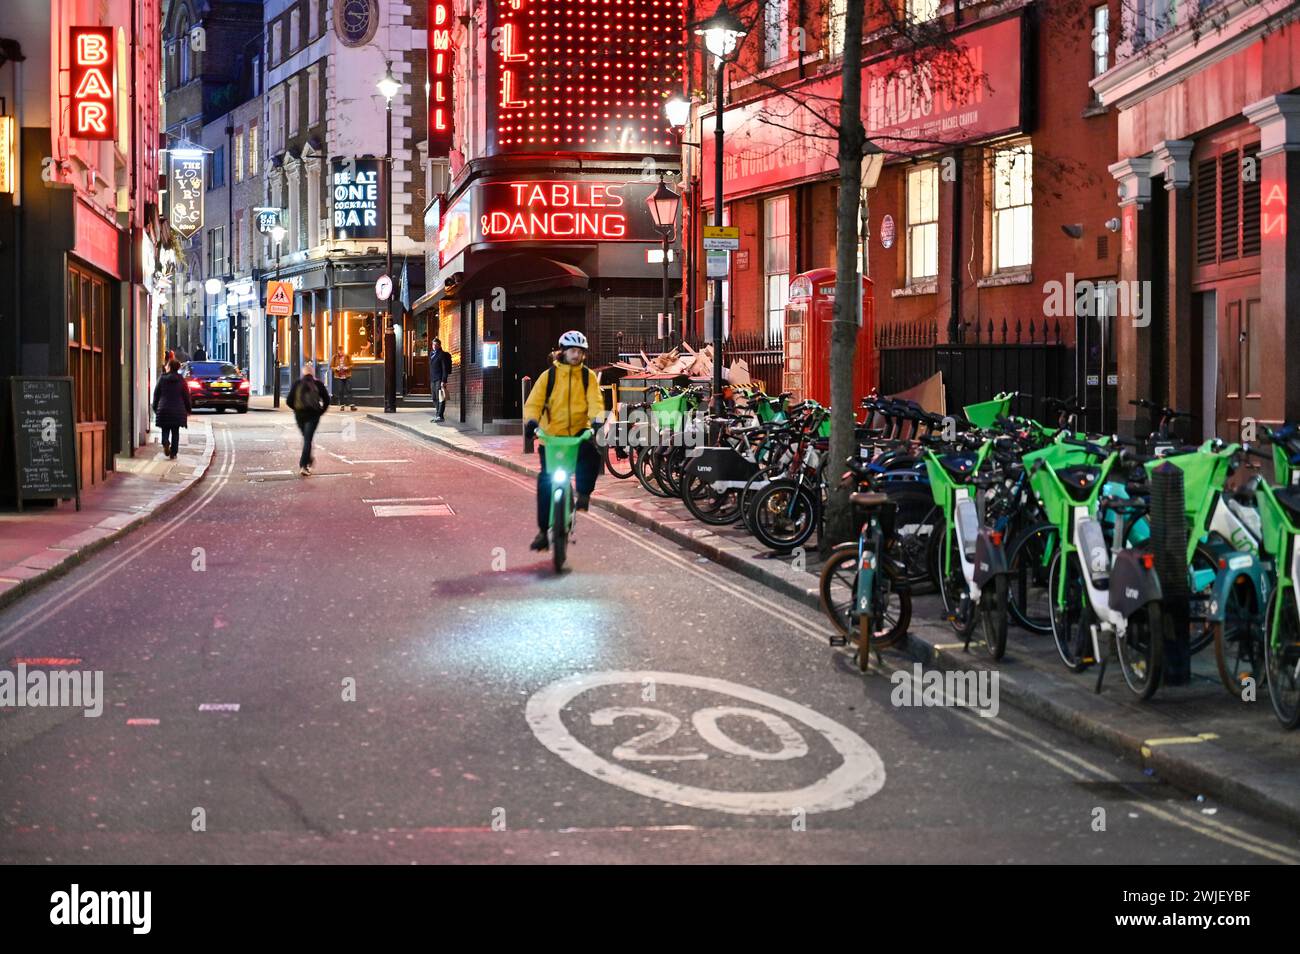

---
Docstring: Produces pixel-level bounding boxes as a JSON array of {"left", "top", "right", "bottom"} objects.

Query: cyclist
[{"left": 523, "top": 330, "right": 605, "bottom": 551}]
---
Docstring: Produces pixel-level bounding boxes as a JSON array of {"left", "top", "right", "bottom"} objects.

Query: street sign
[
  {"left": 880, "top": 214, "right": 896, "bottom": 249},
  {"left": 703, "top": 225, "right": 740, "bottom": 250},
  {"left": 266, "top": 281, "right": 293, "bottom": 316},
  {"left": 375, "top": 274, "right": 393, "bottom": 301},
  {"left": 706, "top": 249, "right": 730, "bottom": 278}
]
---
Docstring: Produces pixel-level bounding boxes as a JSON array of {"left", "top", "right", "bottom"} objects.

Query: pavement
[
  {"left": 0, "top": 421, "right": 216, "bottom": 612},
  {"left": 0, "top": 405, "right": 1296, "bottom": 864},
  {"left": 371, "top": 407, "right": 1300, "bottom": 835}
]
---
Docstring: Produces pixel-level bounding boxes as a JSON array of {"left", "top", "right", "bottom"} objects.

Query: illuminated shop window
[
  {"left": 992, "top": 142, "right": 1033, "bottom": 272},
  {"left": 343, "top": 311, "right": 380, "bottom": 361}
]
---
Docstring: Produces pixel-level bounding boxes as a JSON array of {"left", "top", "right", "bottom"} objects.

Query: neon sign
[
  {"left": 472, "top": 179, "right": 663, "bottom": 245},
  {"left": 168, "top": 151, "right": 204, "bottom": 239},
  {"left": 69, "top": 27, "right": 116, "bottom": 140},
  {"left": 428, "top": 0, "right": 454, "bottom": 153},
  {"left": 331, "top": 158, "right": 384, "bottom": 240},
  {"left": 489, "top": 0, "right": 680, "bottom": 155}
]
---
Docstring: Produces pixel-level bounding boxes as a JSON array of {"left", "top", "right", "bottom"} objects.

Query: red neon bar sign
[
  {"left": 70, "top": 27, "right": 116, "bottom": 140},
  {"left": 428, "top": 0, "right": 454, "bottom": 153}
]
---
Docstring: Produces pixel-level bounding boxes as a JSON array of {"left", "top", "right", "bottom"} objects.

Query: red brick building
[{"left": 683, "top": 0, "right": 1124, "bottom": 424}]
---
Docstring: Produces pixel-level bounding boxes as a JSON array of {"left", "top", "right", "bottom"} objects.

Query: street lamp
[
  {"left": 270, "top": 223, "right": 287, "bottom": 408},
  {"left": 664, "top": 95, "right": 691, "bottom": 131},
  {"left": 378, "top": 61, "right": 400, "bottom": 414},
  {"left": 204, "top": 277, "right": 222, "bottom": 359},
  {"left": 645, "top": 175, "right": 681, "bottom": 343},
  {"left": 695, "top": 1, "right": 748, "bottom": 415}
]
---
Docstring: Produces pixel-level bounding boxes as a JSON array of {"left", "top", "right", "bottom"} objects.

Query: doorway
[
  {"left": 501, "top": 306, "right": 585, "bottom": 418},
  {"left": 1215, "top": 278, "right": 1263, "bottom": 442}
]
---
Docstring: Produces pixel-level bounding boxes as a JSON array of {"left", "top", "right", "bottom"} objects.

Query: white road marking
[
  {"left": 198, "top": 703, "right": 241, "bottom": 712},
  {"left": 527, "top": 671, "right": 885, "bottom": 816},
  {"left": 372, "top": 504, "right": 454, "bottom": 517},
  {"left": 362, "top": 497, "right": 443, "bottom": 503}
]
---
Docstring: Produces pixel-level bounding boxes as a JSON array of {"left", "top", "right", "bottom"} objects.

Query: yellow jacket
[{"left": 524, "top": 361, "right": 603, "bottom": 437}]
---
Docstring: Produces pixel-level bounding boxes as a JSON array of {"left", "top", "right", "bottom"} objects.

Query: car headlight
[{"left": 552, "top": 469, "right": 567, "bottom": 485}]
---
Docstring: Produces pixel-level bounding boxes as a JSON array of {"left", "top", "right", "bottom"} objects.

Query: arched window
[{"left": 179, "top": 16, "right": 191, "bottom": 84}]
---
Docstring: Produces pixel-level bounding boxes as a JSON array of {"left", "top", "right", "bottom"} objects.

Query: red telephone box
[{"left": 782, "top": 268, "right": 876, "bottom": 406}]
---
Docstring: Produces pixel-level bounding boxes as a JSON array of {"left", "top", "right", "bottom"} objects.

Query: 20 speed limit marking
[{"left": 525, "top": 671, "right": 885, "bottom": 816}]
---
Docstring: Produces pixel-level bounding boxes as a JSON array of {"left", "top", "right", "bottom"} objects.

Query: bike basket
[
  {"left": 650, "top": 393, "right": 690, "bottom": 430},
  {"left": 688, "top": 446, "right": 758, "bottom": 483},
  {"left": 1027, "top": 459, "right": 1077, "bottom": 531},
  {"left": 756, "top": 398, "right": 786, "bottom": 423},
  {"left": 963, "top": 394, "right": 1012, "bottom": 429},
  {"left": 817, "top": 418, "right": 832, "bottom": 438},
  {"left": 1257, "top": 483, "right": 1300, "bottom": 561}
]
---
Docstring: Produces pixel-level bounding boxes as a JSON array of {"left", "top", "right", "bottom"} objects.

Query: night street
[{"left": 1, "top": 410, "right": 1295, "bottom": 865}]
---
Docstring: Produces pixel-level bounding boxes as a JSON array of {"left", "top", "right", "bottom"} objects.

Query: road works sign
[{"left": 266, "top": 281, "right": 294, "bottom": 316}]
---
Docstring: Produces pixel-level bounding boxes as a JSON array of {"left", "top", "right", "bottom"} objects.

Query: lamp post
[
  {"left": 204, "top": 277, "right": 222, "bottom": 360},
  {"left": 378, "top": 62, "right": 401, "bottom": 414},
  {"left": 270, "top": 223, "right": 286, "bottom": 407},
  {"left": 696, "top": 2, "right": 748, "bottom": 415},
  {"left": 664, "top": 95, "right": 700, "bottom": 349},
  {"left": 645, "top": 175, "right": 681, "bottom": 344}
]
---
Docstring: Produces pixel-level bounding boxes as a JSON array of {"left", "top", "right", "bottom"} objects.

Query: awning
[{"left": 461, "top": 253, "right": 589, "bottom": 297}]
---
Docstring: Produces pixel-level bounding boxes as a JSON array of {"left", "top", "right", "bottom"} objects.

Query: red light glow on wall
[
  {"left": 428, "top": 0, "right": 455, "bottom": 153},
  {"left": 489, "top": 0, "right": 682, "bottom": 155},
  {"left": 69, "top": 27, "right": 116, "bottom": 140},
  {"left": 1263, "top": 182, "right": 1287, "bottom": 237}
]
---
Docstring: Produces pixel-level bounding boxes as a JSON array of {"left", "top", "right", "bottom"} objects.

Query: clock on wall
[{"left": 335, "top": 0, "right": 379, "bottom": 47}]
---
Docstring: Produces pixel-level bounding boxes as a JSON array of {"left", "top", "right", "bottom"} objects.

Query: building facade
[
  {"left": 1095, "top": 0, "right": 1300, "bottom": 440},
  {"left": 685, "top": 0, "right": 1125, "bottom": 427},
  {"left": 1, "top": 0, "right": 164, "bottom": 494},
  {"left": 415, "top": 0, "right": 684, "bottom": 432}
]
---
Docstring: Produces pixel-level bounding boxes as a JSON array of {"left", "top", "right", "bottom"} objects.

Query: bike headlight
[{"left": 552, "top": 469, "right": 567, "bottom": 485}]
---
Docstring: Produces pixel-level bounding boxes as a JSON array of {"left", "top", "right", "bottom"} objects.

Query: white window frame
[
  {"left": 827, "top": 0, "right": 847, "bottom": 58},
  {"left": 764, "top": 195, "right": 791, "bottom": 341},
  {"left": 272, "top": 21, "right": 282, "bottom": 65},
  {"left": 907, "top": 0, "right": 941, "bottom": 24},
  {"left": 248, "top": 121, "right": 260, "bottom": 174},
  {"left": 763, "top": 0, "right": 789, "bottom": 67},
  {"left": 288, "top": 77, "right": 300, "bottom": 136},
  {"left": 991, "top": 142, "right": 1033, "bottom": 273},
  {"left": 290, "top": 9, "right": 301, "bottom": 52},
  {"left": 308, "top": 0, "right": 320, "bottom": 40},
  {"left": 1092, "top": 5, "right": 1110, "bottom": 76},
  {"left": 269, "top": 90, "right": 285, "bottom": 153},
  {"left": 906, "top": 164, "right": 939, "bottom": 283},
  {"left": 307, "top": 65, "right": 320, "bottom": 127},
  {"left": 233, "top": 128, "right": 244, "bottom": 183}
]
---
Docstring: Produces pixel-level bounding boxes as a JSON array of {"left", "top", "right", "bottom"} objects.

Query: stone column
[
  {"left": 1108, "top": 156, "right": 1155, "bottom": 438},
  {"left": 1243, "top": 95, "right": 1300, "bottom": 421},
  {"left": 1151, "top": 140, "right": 1195, "bottom": 425}
]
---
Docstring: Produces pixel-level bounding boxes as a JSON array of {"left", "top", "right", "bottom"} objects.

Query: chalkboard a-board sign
[{"left": 9, "top": 377, "right": 80, "bottom": 512}]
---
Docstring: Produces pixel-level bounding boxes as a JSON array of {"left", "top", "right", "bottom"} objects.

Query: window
[
  {"left": 272, "top": 21, "right": 282, "bottom": 65},
  {"left": 67, "top": 264, "right": 111, "bottom": 449},
  {"left": 992, "top": 143, "right": 1033, "bottom": 271},
  {"left": 827, "top": 0, "right": 847, "bottom": 58},
  {"left": 308, "top": 0, "right": 319, "bottom": 39},
  {"left": 209, "top": 146, "right": 225, "bottom": 189},
  {"left": 233, "top": 210, "right": 244, "bottom": 271},
  {"left": 906, "top": 164, "right": 939, "bottom": 282},
  {"left": 233, "top": 129, "right": 245, "bottom": 182},
  {"left": 290, "top": 9, "right": 301, "bottom": 51},
  {"left": 308, "top": 66, "right": 320, "bottom": 126},
  {"left": 179, "top": 23, "right": 192, "bottom": 82},
  {"left": 907, "top": 0, "right": 941, "bottom": 23},
  {"left": 763, "top": 0, "right": 788, "bottom": 67},
  {"left": 1092, "top": 5, "right": 1110, "bottom": 76},
  {"left": 288, "top": 77, "right": 300, "bottom": 135},
  {"left": 1139, "top": 0, "right": 1177, "bottom": 45},
  {"left": 251, "top": 54, "right": 262, "bottom": 95},
  {"left": 209, "top": 226, "right": 225, "bottom": 275},
  {"left": 248, "top": 122, "right": 260, "bottom": 174},
  {"left": 269, "top": 90, "right": 285, "bottom": 152},
  {"left": 764, "top": 196, "right": 791, "bottom": 339},
  {"left": 1194, "top": 140, "right": 1261, "bottom": 267}
]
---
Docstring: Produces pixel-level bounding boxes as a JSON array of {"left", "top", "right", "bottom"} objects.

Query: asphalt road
[{"left": 0, "top": 410, "right": 1296, "bottom": 864}]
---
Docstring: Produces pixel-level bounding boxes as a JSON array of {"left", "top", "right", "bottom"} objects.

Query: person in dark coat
[
  {"left": 192, "top": 345, "right": 207, "bottom": 360},
  {"left": 287, "top": 362, "right": 331, "bottom": 476},
  {"left": 152, "top": 359, "right": 191, "bottom": 459},
  {"left": 429, "top": 337, "right": 452, "bottom": 422}
]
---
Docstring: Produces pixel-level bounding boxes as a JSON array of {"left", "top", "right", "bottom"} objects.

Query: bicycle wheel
[
  {"left": 550, "top": 491, "right": 568, "bottom": 572},
  {"left": 869, "top": 559, "right": 912, "bottom": 650},
  {"left": 1188, "top": 543, "right": 1220, "bottom": 655},
  {"left": 658, "top": 445, "right": 688, "bottom": 497},
  {"left": 979, "top": 574, "right": 1009, "bottom": 660},
  {"left": 882, "top": 486, "right": 940, "bottom": 591},
  {"left": 931, "top": 526, "right": 977, "bottom": 638},
  {"left": 1264, "top": 586, "right": 1300, "bottom": 729},
  {"left": 634, "top": 445, "right": 672, "bottom": 497},
  {"left": 749, "top": 481, "right": 818, "bottom": 553},
  {"left": 1047, "top": 550, "right": 1092, "bottom": 672},
  {"left": 603, "top": 439, "right": 634, "bottom": 479},
  {"left": 1007, "top": 522, "right": 1058, "bottom": 635},
  {"left": 1212, "top": 574, "right": 1265, "bottom": 700},
  {"left": 1115, "top": 601, "right": 1167, "bottom": 699},
  {"left": 682, "top": 475, "right": 742, "bottom": 525},
  {"left": 818, "top": 544, "right": 858, "bottom": 640}
]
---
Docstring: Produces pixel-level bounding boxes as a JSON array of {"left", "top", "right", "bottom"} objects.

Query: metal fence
[
  {"left": 876, "top": 317, "right": 1075, "bottom": 418},
  {"left": 609, "top": 330, "right": 784, "bottom": 390}
]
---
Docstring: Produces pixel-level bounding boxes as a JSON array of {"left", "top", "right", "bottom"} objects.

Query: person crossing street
[{"left": 287, "top": 362, "right": 331, "bottom": 476}]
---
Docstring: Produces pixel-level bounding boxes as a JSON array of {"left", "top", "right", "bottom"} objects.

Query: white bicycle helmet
[{"left": 558, "top": 330, "right": 589, "bottom": 350}]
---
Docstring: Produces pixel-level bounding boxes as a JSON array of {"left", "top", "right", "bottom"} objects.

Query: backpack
[
  {"left": 296, "top": 380, "right": 323, "bottom": 414},
  {"left": 541, "top": 365, "right": 590, "bottom": 423}
]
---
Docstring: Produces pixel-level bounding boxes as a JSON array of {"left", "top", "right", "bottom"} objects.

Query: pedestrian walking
[
  {"left": 151, "top": 359, "right": 191, "bottom": 460},
  {"left": 429, "top": 337, "right": 452, "bottom": 422},
  {"left": 287, "top": 362, "right": 331, "bottom": 476},
  {"left": 331, "top": 346, "right": 356, "bottom": 410},
  {"left": 193, "top": 345, "right": 207, "bottom": 361}
]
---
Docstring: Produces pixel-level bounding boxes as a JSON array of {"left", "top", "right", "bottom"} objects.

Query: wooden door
[{"left": 1216, "top": 279, "right": 1262, "bottom": 441}]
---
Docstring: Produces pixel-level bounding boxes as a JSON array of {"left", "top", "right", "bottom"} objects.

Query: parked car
[{"left": 182, "top": 361, "right": 250, "bottom": 413}]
